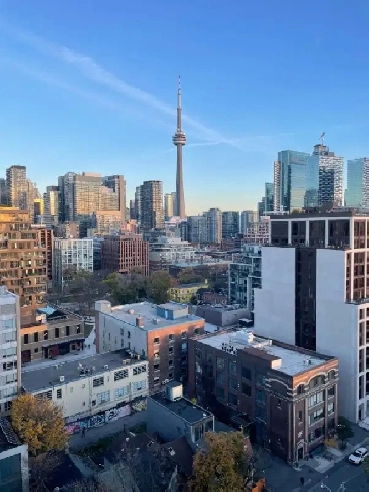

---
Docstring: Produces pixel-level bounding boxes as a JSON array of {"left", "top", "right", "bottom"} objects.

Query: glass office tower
[
  {"left": 305, "top": 144, "right": 344, "bottom": 207},
  {"left": 273, "top": 150, "right": 309, "bottom": 212},
  {"left": 346, "top": 158, "right": 369, "bottom": 209}
]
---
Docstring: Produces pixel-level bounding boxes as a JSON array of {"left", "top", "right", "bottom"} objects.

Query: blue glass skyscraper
[
  {"left": 346, "top": 158, "right": 369, "bottom": 208},
  {"left": 273, "top": 150, "right": 309, "bottom": 212}
]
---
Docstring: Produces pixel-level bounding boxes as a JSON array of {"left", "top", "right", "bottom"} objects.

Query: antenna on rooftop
[{"left": 319, "top": 132, "right": 326, "bottom": 146}]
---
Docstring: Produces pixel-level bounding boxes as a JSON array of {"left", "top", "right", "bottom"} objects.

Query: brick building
[
  {"left": 101, "top": 234, "right": 149, "bottom": 276},
  {"left": 188, "top": 329, "right": 338, "bottom": 463}
]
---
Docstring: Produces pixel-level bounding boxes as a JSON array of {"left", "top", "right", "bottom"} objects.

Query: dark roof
[
  {"left": 0, "top": 417, "right": 21, "bottom": 452},
  {"left": 162, "top": 437, "right": 194, "bottom": 476},
  {"left": 150, "top": 392, "right": 212, "bottom": 425}
]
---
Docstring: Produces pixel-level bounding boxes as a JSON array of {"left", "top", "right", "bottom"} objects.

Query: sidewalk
[{"left": 69, "top": 410, "right": 147, "bottom": 450}]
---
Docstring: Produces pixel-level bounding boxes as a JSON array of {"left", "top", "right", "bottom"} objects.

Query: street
[{"left": 309, "top": 461, "right": 368, "bottom": 491}]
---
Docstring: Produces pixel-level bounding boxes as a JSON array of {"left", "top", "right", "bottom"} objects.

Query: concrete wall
[
  {"left": 147, "top": 396, "right": 191, "bottom": 443},
  {"left": 195, "top": 306, "right": 250, "bottom": 327}
]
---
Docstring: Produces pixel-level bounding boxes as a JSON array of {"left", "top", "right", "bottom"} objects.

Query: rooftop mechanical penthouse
[{"left": 188, "top": 329, "right": 338, "bottom": 464}]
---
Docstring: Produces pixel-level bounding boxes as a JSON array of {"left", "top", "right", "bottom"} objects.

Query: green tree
[
  {"left": 12, "top": 394, "right": 68, "bottom": 456},
  {"left": 146, "top": 270, "right": 172, "bottom": 304},
  {"left": 104, "top": 272, "right": 147, "bottom": 305},
  {"left": 336, "top": 416, "right": 354, "bottom": 448},
  {"left": 190, "top": 431, "right": 252, "bottom": 492}
]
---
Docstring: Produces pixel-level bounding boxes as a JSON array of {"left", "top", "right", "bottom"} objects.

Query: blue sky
[{"left": 0, "top": 1, "right": 369, "bottom": 214}]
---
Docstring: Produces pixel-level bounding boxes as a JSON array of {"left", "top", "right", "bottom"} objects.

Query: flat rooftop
[
  {"left": 106, "top": 302, "right": 203, "bottom": 331},
  {"left": 21, "top": 350, "right": 146, "bottom": 393},
  {"left": 197, "top": 330, "right": 331, "bottom": 376},
  {"left": 150, "top": 391, "right": 213, "bottom": 424},
  {"left": 271, "top": 207, "right": 369, "bottom": 220}
]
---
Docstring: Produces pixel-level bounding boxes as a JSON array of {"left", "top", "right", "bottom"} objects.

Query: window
[
  {"left": 328, "top": 402, "right": 335, "bottom": 415},
  {"left": 181, "top": 342, "right": 187, "bottom": 351},
  {"left": 309, "top": 409, "right": 324, "bottom": 425},
  {"left": 181, "top": 332, "right": 187, "bottom": 339},
  {"left": 256, "top": 373, "right": 265, "bottom": 386},
  {"left": 114, "top": 369, "right": 129, "bottom": 381},
  {"left": 37, "top": 390, "right": 52, "bottom": 400},
  {"left": 310, "top": 375, "right": 324, "bottom": 389},
  {"left": 229, "top": 360, "right": 237, "bottom": 374},
  {"left": 97, "top": 391, "right": 110, "bottom": 405},
  {"left": 70, "top": 387, "right": 73, "bottom": 393},
  {"left": 93, "top": 376, "right": 104, "bottom": 387},
  {"left": 57, "top": 389, "right": 62, "bottom": 399},
  {"left": 55, "top": 328, "right": 60, "bottom": 338},
  {"left": 308, "top": 391, "right": 324, "bottom": 408},
  {"left": 328, "top": 386, "right": 335, "bottom": 397},
  {"left": 229, "top": 377, "right": 238, "bottom": 390},
  {"left": 3, "top": 330, "right": 16, "bottom": 342},
  {"left": 168, "top": 372, "right": 173, "bottom": 379},
  {"left": 34, "top": 347, "right": 38, "bottom": 353},
  {"left": 328, "top": 371, "right": 335, "bottom": 380},
  {"left": 34, "top": 332, "right": 39, "bottom": 343},
  {"left": 298, "top": 411, "right": 303, "bottom": 423},
  {"left": 228, "top": 393, "right": 237, "bottom": 406},
  {"left": 168, "top": 360, "right": 174, "bottom": 368},
  {"left": 216, "top": 387, "right": 225, "bottom": 399},
  {"left": 216, "top": 372, "right": 224, "bottom": 384},
  {"left": 168, "top": 334, "right": 174, "bottom": 341},
  {"left": 242, "top": 382, "right": 251, "bottom": 396},
  {"left": 133, "top": 365, "right": 146, "bottom": 375},
  {"left": 127, "top": 331, "right": 131, "bottom": 339},
  {"left": 76, "top": 325, "right": 81, "bottom": 334},
  {"left": 297, "top": 384, "right": 304, "bottom": 394},
  {"left": 194, "top": 328, "right": 200, "bottom": 335},
  {"left": 256, "top": 390, "right": 265, "bottom": 405},
  {"left": 132, "top": 380, "right": 147, "bottom": 392},
  {"left": 277, "top": 399, "right": 281, "bottom": 408},
  {"left": 66, "top": 325, "right": 70, "bottom": 336},
  {"left": 24, "top": 334, "right": 28, "bottom": 344},
  {"left": 2, "top": 318, "right": 15, "bottom": 329},
  {"left": 154, "top": 351, "right": 159, "bottom": 358},
  {"left": 43, "top": 330, "right": 48, "bottom": 340},
  {"left": 216, "top": 357, "right": 225, "bottom": 370},
  {"left": 153, "top": 337, "right": 159, "bottom": 344},
  {"left": 154, "top": 364, "right": 159, "bottom": 371},
  {"left": 154, "top": 377, "right": 160, "bottom": 384},
  {"left": 91, "top": 400, "right": 96, "bottom": 406},
  {"left": 169, "top": 346, "right": 173, "bottom": 354},
  {"left": 120, "top": 328, "right": 124, "bottom": 336},
  {"left": 115, "top": 386, "right": 129, "bottom": 400}
]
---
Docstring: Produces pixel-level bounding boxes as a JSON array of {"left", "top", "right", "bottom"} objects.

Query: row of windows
[{"left": 23, "top": 325, "right": 81, "bottom": 344}]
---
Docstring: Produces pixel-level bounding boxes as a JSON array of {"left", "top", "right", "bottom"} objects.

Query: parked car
[{"left": 348, "top": 447, "right": 368, "bottom": 464}]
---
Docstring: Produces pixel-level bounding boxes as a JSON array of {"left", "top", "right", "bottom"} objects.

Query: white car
[{"left": 348, "top": 447, "right": 368, "bottom": 464}]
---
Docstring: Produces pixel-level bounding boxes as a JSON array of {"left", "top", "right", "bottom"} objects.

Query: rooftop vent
[
  {"left": 59, "top": 376, "right": 65, "bottom": 382},
  {"left": 104, "top": 364, "right": 109, "bottom": 370},
  {"left": 166, "top": 382, "right": 183, "bottom": 402},
  {"left": 136, "top": 316, "right": 144, "bottom": 328},
  {"left": 127, "top": 309, "right": 135, "bottom": 314},
  {"left": 167, "top": 447, "right": 175, "bottom": 456}
]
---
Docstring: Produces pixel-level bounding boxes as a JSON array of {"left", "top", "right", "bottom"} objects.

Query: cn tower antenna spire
[{"left": 172, "top": 76, "right": 186, "bottom": 218}]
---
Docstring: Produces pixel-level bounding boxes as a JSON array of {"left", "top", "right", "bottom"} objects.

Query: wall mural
[{"left": 64, "top": 404, "right": 131, "bottom": 434}]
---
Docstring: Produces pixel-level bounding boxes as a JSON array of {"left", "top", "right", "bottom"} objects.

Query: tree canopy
[
  {"left": 146, "top": 270, "right": 172, "bottom": 304},
  {"left": 104, "top": 271, "right": 147, "bottom": 304},
  {"left": 177, "top": 268, "right": 205, "bottom": 285},
  {"left": 336, "top": 416, "right": 354, "bottom": 447},
  {"left": 190, "top": 431, "right": 252, "bottom": 492},
  {"left": 11, "top": 393, "right": 68, "bottom": 456}
]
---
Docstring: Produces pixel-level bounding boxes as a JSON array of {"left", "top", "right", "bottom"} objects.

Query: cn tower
[{"left": 172, "top": 76, "right": 186, "bottom": 218}]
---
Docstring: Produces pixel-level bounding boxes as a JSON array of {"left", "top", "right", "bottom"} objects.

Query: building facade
[
  {"left": 305, "top": 144, "right": 344, "bottom": 207},
  {"left": 221, "top": 211, "right": 239, "bottom": 239},
  {"left": 188, "top": 330, "right": 339, "bottom": 463},
  {"left": 0, "top": 206, "right": 47, "bottom": 326},
  {"left": 140, "top": 181, "right": 165, "bottom": 231},
  {"left": 243, "top": 217, "right": 270, "bottom": 245},
  {"left": 148, "top": 236, "right": 196, "bottom": 272},
  {"left": 204, "top": 208, "right": 222, "bottom": 244},
  {"left": 273, "top": 150, "right": 309, "bottom": 212},
  {"left": 53, "top": 238, "right": 94, "bottom": 286},
  {"left": 0, "top": 419, "right": 29, "bottom": 491},
  {"left": 346, "top": 158, "right": 369, "bottom": 209},
  {"left": 101, "top": 234, "right": 149, "bottom": 276},
  {"left": 0, "top": 288, "right": 21, "bottom": 415},
  {"left": 254, "top": 209, "right": 369, "bottom": 422},
  {"left": 95, "top": 301, "right": 205, "bottom": 392},
  {"left": 187, "top": 216, "right": 207, "bottom": 244},
  {"left": 229, "top": 245, "right": 262, "bottom": 309},
  {"left": 164, "top": 193, "right": 174, "bottom": 220},
  {"left": 43, "top": 185, "right": 60, "bottom": 228},
  {"left": 240, "top": 211, "right": 258, "bottom": 235},
  {"left": 22, "top": 351, "right": 148, "bottom": 420},
  {"left": 265, "top": 182, "right": 274, "bottom": 213},
  {"left": 21, "top": 305, "right": 86, "bottom": 363}
]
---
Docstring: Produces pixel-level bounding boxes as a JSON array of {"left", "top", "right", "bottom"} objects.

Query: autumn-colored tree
[
  {"left": 190, "top": 431, "right": 252, "bottom": 492},
  {"left": 11, "top": 394, "right": 68, "bottom": 456},
  {"left": 146, "top": 270, "right": 172, "bottom": 304}
]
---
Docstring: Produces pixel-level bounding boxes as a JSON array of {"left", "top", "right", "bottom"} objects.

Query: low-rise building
[
  {"left": 0, "top": 418, "right": 29, "bottom": 491},
  {"left": 188, "top": 329, "right": 339, "bottom": 463},
  {"left": 95, "top": 301, "right": 205, "bottom": 392},
  {"left": 147, "top": 382, "right": 214, "bottom": 449},
  {"left": 169, "top": 281, "right": 208, "bottom": 303},
  {"left": 195, "top": 305, "right": 250, "bottom": 327},
  {"left": 149, "top": 236, "right": 197, "bottom": 272},
  {"left": 21, "top": 305, "right": 86, "bottom": 363},
  {"left": 21, "top": 351, "right": 148, "bottom": 420},
  {"left": 202, "top": 292, "right": 228, "bottom": 305}
]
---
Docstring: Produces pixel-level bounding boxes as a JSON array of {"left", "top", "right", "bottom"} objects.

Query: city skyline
[{"left": 1, "top": 2, "right": 369, "bottom": 213}]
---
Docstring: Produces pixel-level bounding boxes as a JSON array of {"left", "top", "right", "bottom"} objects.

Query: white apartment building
[
  {"left": 0, "top": 287, "right": 21, "bottom": 415},
  {"left": 228, "top": 245, "right": 261, "bottom": 309},
  {"left": 254, "top": 209, "right": 369, "bottom": 423},
  {"left": 53, "top": 237, "right": 94, "bottom": 285},
  {"left": 21, "top": 351, "right": 148, "bottom": 420},
  {"left": 204, "top": 208, "right": 222, "bottom": 244},
  {"left": 149, "top": 236, "right": 197, "bottom": 271},
  {"left": 243, "top": 216, "right": 270, "bottom": 245}
]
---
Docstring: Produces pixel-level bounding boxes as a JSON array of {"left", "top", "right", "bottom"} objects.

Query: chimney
[{"left": 136, "top": 316, "right": 144, "bottom": 328}]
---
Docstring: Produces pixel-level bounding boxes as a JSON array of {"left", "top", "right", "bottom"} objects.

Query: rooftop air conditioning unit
[
  {"left": 104, "top": 365, "right": 109, "bottom": 370},
  {"left": 59, "top": 376, "right": 65, "bottom": 382}
]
